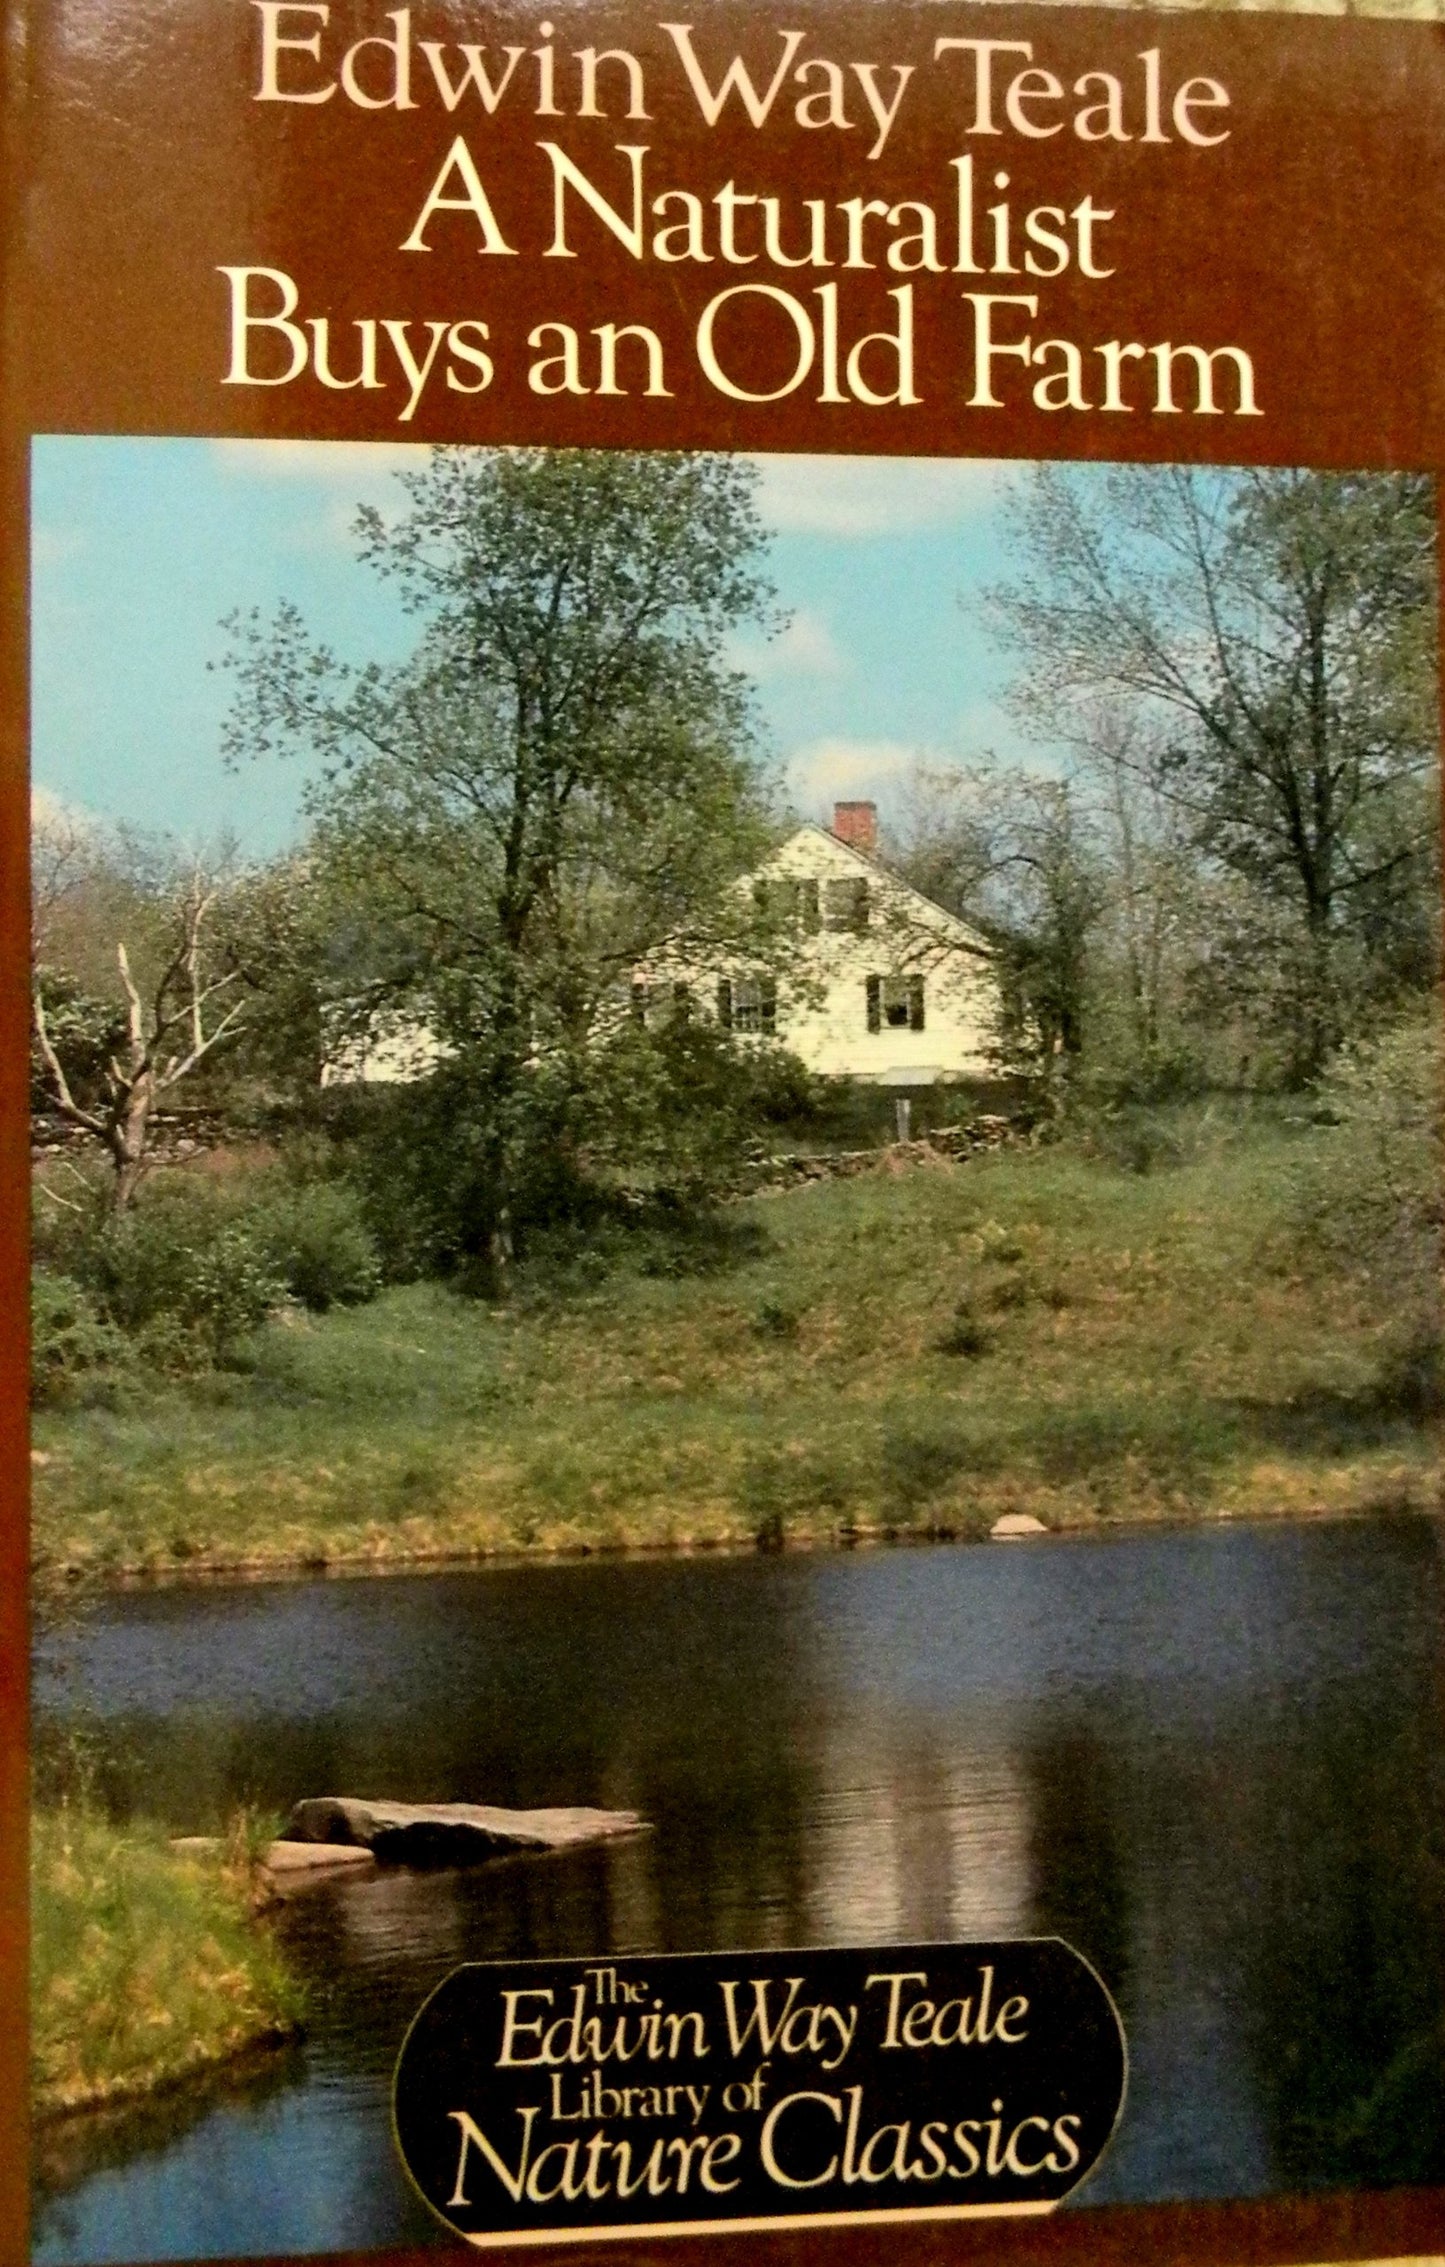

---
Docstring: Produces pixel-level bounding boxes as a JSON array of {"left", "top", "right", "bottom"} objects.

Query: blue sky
[{"left": 31, "top": 437, "right": 1048, "bottom": 854}]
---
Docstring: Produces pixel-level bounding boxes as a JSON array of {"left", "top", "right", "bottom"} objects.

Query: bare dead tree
[{"left": 31, "top": 862, "right": 246, "bottom": 1208}]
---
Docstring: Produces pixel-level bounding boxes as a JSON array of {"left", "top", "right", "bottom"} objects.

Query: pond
[{"left": 31, "top": 1515, "right": 1445, "bottom": 2263}]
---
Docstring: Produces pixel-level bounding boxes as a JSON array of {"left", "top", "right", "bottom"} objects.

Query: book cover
[{"left": 3, "top": 3, "right": 1443, "bottom": 2265}]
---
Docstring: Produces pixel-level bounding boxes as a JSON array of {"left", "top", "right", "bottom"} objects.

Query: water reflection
[
  {"left": 1233, "top": 1682, "right": 1445, "bottom": 2188},
  {"left": 32, "top": 1517, "right": 1445, "bottom": 2262},
  {"left": 804, "top": 1721, "right": 1034, "bottom": 1944}
]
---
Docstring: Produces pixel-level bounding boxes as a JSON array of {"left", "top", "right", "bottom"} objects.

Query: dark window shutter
[
  {"left": 853, "top": 880, "right": 870, "bottom": 932},
  {"left": 717, "top": 978, "right": 733, "bottom": 1030},
  {"left": 630, "top": 981, "right": 648, "bottom": 1025},
  {"left": 801, "top": 880, "right": 820, "bottom": 932},
  {"left": 761, "top": 977, "right": 777, "bottom": 1037},
  {"left": 908, "top": 975, "right": 926, "bottom": 1032},
  {"left": 866, "top": 976, "right": 881, "bottom": 1033}
]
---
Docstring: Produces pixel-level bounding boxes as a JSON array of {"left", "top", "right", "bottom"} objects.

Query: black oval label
[{"left": 393, "top": 1940, "right": 1127, "bottom": 2245}]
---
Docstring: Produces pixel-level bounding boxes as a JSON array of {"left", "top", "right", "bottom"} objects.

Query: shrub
[
  {"left": 977, "top": 1222, "right": 1027, "bottom": 1265},
  {"left": 987, "top": 1275, "right": 1033, "bottom": 1312},
  {"left": 32, "top": 1166, "right": 383, "bottom": 1389},
  {"left": 740, "top": 1444, "right": 857, "bottom": 1545},
  {"left": 31, "top": 1273, "right": 133, "bottom": 1406},
  {"left": 332, "top": 1020, "right": 827, "bottom": 1288},
  {"left": 1067, "top": 1104, "right": 1188, "bottom": 1176},
  {"left": 246, "top": 1182, "right": 382, "bottom": 1312},
  {"left": 881, "top": 1428, "right": 975, "bottom": 1513},
  {"left": 1291, "top": 1011, "right": 1442, "bottom": 1411},
  {"left": 515, "top": 1200, "right": 771, "bottom": 1296},
  {"left": 81, "top": 1196, "right": 285, "bottom": 1363},
  {"left": 936, "top": 1300, "right": 992, "bottom": 1359}
]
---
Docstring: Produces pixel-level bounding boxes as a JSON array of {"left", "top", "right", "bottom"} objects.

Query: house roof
[{"left": 765, "top": 823, "right": 993, "bottom": 958}]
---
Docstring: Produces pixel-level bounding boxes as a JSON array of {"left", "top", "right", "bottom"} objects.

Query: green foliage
[
  {"left": 1291, "top": 1012, "right": 1442, "bottom": 1410},
  {"left": 936, "top": 1300, "right": 992, "bottom": 1358},
  {"left": 1065, "top": 1104, "right": 1192, "bottom": 1177},
  {"left": 337, "top": 1017, "right": 817, "bottom": 1289},
  {"left": 208, "top": 855, "right": 330, "bottom": 1099},
  {"left": 246, "top": 1180, "right": 382, "bottom": 1311},
  {"left": 587, "top": 1019, "right": 822, "bottom": 1200},
  {"left": 334, "top": 1058, "right": 577, "bottom": 1287},
  {"left": 30, "top": 973, "right": 126, "bottom": 1114},
  {"left": 989, "top": 467, "right": 1439, "bottom": 1084},
  {"left": 31, "top": 1273, "right": 134, "bottom": 1407},
  {"left": 32, "top": 1165, "right": 383, "bottom": 1390},
  {"left": 71, "top": 1190, "right": 284, "bottom": 1363},
  {"left": 881, "top": 1428, "right": 985, "bottom": 1517},
  {"left": 221, "top": 447, "right": 781, "bottom": 1275},
  {"left": 30, "top": 1117, "right": 1440, "bottom": 1582},
  {"left": 1076, "top": 1035, "right": 1213, "bottom": 1112}
]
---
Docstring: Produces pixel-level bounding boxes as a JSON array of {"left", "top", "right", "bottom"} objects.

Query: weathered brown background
[
  {"left": 6, "top": 1, "right": 1445, "bottom": 459},
  {"left": 2, "top": 5, "right": 1443, "bottom": 2265}
]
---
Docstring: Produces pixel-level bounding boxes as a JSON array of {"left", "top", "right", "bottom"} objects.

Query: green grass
[
  {"left": 31, "top": 1121, "right": 1438, "bottom": 1583},
  {"left": 31, "top": 1806, "right": 305, "bottom": 2117}
]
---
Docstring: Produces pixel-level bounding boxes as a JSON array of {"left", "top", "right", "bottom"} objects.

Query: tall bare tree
[
  {"left": 991, "top": 467, "right": 1438, "bottom": 1080},
  {"left": 32, "top": 817, "right": 247, "bottom": 1206}
]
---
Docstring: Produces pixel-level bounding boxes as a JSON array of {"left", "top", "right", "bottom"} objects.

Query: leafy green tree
[
  {"left": 221, "top": 447, "right": 781, "bottom": 1281},
  {"left": 208, "top": 853, "right": 334, "bottom": 1098},
  {"left": 991, "top": 468, "right": 1438, "bottom": 1082},
  {"left": 1291, "top": 1009, "right": 1441, "bottom": 1413},
  {"left": 897, "top": 763, "right": 1107, "bottom": 1094}
]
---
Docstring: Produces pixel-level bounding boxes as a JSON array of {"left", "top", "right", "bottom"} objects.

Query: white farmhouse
[
  {"left": 638, "top": 802, "right": 1000, "bottom": 1088},
  {"left": 321, "top": 1007, "right": 450, "bottom": 1087}
]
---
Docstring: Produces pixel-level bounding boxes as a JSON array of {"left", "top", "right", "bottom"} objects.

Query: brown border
[
  {"left": 1, "top": 0, "right": 34, "bottom": 2240},
  {"left": 3, "top": 5, "right": 1444, "bottom": 2265},
  {"left": 79, "top": 2183, "right": 1445, "bottom": 2267}
]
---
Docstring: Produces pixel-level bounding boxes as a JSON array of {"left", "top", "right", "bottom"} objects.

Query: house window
[
  {"left": 866, "top": 975, "right": 925, "bottom": 1032},
  {"left": 823, "top": 877, "right": 869, "bottom": 932},
  {"left": 756, "top": 877, "right": 820, "bottom": 931},
  {"left": 718, "top": 976, "right": 777, "bottom": 1035}
]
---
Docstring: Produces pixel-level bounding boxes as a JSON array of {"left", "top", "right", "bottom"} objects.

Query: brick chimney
[{"left": 831, "top": 801, "right": 878, "bottom": 857}]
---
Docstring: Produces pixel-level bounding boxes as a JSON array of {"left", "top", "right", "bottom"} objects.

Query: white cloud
[
  {"left": 31, "top": 783, "right": 103, "bottom": 838},
  {"left": 206, "top": 443, "right": 1006, "bottom": 548},
  {"left": 749, "top": 454, "right": 1007, "bottom": 538},
  {"left": 785, "top": 734, "right": 930, "bottom": 818},
  {"left": 33, "top": 784, "right": 83, "bottom": 824},
  {"left": 733, "top": 608, "right": 845, "bottom": 681},
  {"left": 209, "top": 439, "right": 431, "bottom": 491},
  {"left": 209, "top": 439, "right": 434, "bottom": 553}
]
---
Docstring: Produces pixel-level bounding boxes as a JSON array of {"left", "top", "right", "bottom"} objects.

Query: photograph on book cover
[{"left": 3, "top": 4, "right": 1443, "bottom": 2267}]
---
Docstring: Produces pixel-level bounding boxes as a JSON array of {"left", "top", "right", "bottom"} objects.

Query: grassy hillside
[{"left": 31, "top": 1120, "right": 1436, "bottom": 1584}]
